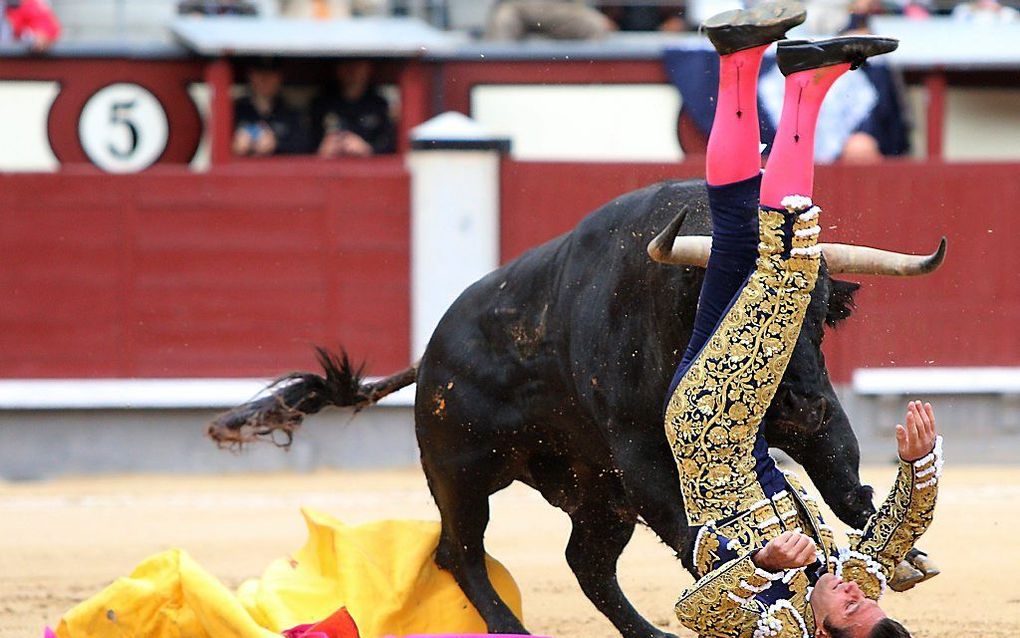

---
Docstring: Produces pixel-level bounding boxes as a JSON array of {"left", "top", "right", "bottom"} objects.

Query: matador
[{"left": 663, "top": 4, "right": 943, "bottom": 638}]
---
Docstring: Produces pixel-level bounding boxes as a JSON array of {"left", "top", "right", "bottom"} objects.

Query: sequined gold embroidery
[
  {"left": 755, "top": 599, "right": 809, "bottom": 638},
  {"left": 694, "top": 526, "right": 723, "bottom": 575},
  {"left": 665, "top": 207, "right": 820, "bottom": 525},
  {"left": 675, "top": 555, "right": 775, "bottom": 637},
  {"left": 846, "top": 439, "right": 942, "bottom": 587},
  {"left": 668, "top": 197, "right": 942, "bottom": 638}
]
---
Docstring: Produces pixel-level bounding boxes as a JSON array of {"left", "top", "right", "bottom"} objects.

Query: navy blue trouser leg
[{"left": 667, "top": 173, "right": 761, "bottom": 398}]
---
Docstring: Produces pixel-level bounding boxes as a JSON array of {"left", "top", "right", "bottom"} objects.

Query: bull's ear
[{"left": 826, "top": 279, "right": 861, "bottom": 327}]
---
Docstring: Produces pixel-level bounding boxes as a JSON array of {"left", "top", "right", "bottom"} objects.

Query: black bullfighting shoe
[
  {"left": 702, "top": 0, "right": 806, "bottom": 55},
  {"left": 776, "top": 35, "right": 899, "bottom": 74}
]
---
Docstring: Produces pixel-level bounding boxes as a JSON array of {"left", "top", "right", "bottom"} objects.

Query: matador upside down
[{"left": 663, "top": 4, "right": 943, "bottom": 637}]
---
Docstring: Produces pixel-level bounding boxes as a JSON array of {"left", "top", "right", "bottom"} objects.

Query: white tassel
[
  {"left": 781, "top": 195, "right": 813, "bottom": 210},
  {"left": 791, "top": 246, "right": 821, "bottom": 257},
  {"left": 756, "top": 567, "right": 784, "bottom": 581}
]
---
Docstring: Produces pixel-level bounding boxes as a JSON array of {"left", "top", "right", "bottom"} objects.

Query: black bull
[{"left": 210, "top": 178, "right": 944, "bottom": 638}]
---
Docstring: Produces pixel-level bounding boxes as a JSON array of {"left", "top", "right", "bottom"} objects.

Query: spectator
[
  {"left": 952, "top": 0, "right": 1019, "bottom": 22},
  {"left": 1, "top": 0, "right": 60, "bottom": 52},
  {"left": 311, "top": 60, "right": 396, "bottom": 157},
  {"left": 233, "top": 59, "right": 309, "bottom": 157},
  {"left": 278, "top": 0, "right": 387, "bottom": 18},
  {"left": 843, "top": 0, "right": 882, "bottom": 30},
  {"left": 486, "top": 0, "right": 614, "bottom": 41},
  {"left": 900, "top": 0, "right": 932, "bottom": 19},
  {"left": 601, "top": 4, "right": 688, "bottom": 32},
  {"left": 178, "top": 0, "right": 259, "bottom": 16},
  {"left": 758, "top": 55, "right": 910, "bottom": 164}
]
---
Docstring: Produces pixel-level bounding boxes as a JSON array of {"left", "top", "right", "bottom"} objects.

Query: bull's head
[{"left": 647, "top": 207, "right": 946, "bottom": 528}]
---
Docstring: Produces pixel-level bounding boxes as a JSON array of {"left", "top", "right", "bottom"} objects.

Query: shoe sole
[
  {"left": 702, "top": 0, "right": 806, "bottom": 54},
  {"left": 776, "top": 35, "right": 899, "bottom": 74},
  {"left": 703, "top": 0, "right": 806, "bottom": 31}
]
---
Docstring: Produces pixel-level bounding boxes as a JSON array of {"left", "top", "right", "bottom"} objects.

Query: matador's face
[{"left": 811, "top": 574, "right": 886, "bottom": 637}]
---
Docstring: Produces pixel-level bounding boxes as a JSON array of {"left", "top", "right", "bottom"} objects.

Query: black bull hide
[{"left": 211, "top": 179, "right": 881, "bottom": 638}]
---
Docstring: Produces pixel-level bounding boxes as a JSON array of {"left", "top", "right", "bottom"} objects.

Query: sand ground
[{"left": 2, "top": 465, "right": 1018, "bottom": 638}]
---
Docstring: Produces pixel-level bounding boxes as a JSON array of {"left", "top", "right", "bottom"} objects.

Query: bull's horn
[
  {"left": 820, "top": 237, "right": 947, "bottom": 276},
  {"left": 649, "top": 233, "right": 948, "bottom": 277},
  {"left": 647, "top": 206, "right": 704, "bottom": 265}
]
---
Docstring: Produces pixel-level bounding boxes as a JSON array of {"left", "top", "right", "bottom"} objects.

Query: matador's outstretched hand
[{"left": 897, "top": 400, "right": 937, "bottom": 462}]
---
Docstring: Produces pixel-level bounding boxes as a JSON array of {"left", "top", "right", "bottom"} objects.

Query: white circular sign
[{"left": 78, "top": 83, "right": 169, "bottom": 173}]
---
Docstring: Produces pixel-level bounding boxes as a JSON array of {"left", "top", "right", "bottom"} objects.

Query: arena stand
[{"left": 1, "top": 15, "right": 1019, "bottom": 477}]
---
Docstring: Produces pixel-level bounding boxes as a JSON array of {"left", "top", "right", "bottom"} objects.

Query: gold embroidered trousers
[{"left": 664, "top": 202, "right": 821, "bottom": 527}]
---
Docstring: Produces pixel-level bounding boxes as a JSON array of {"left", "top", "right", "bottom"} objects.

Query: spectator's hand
[
  {"left": 659, "top": 15, "right": 687, "bottom": 32},
  {"left": 897, "top": 401, "right": 937, "bottom": 462},
  {"left": 253, "top": 125, "right": 277, "bottom": 156},
  {"left": 23, "top": 30, "right": 53, "bottom": 53},
  {"left": 753, "top": 531, "right": 817, "bottom": 571},
  {"left": 841, "top": 132, "right": 882, "bottom": 164},
  {"left": 318, "top": 132, "right": 343, "bottom": 158},
  {"left": 338, "top": 132, "right": 373, "bottom": 157},
  {"left": 30, "top": 35, "right": 52, "bottom": 52},
  {"left": 233, "top": 128, "right": 254, "bottom": 155}
]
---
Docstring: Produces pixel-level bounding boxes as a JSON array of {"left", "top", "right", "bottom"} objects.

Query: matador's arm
[
  {"left": 675, "top": 552, "right": 774, "bottom": 637},
  {"left": 675, "top": 552, "right": 811, "bottom": 638},
  {"left": 840, "top": 436, "right": 943, "bottom": 600}
]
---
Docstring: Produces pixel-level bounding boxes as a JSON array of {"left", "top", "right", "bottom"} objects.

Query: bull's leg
[
  {"left": 430, "top": 474, "right": 527, "bottom": 634},
  {"left": 565, "top": 502, "right": 677, "bottom": 638},
  {"left": 608, "top": 435, "right": 695, "bottom": 571}
]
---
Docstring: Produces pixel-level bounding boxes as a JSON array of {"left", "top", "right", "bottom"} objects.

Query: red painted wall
[
  {"left": 500, "top": 161, "right": 1020, "bottom": 382},
  {"left": 814, "top": 162, "right": 1020, "bottom": 381},
  {"left": 0, "top": 161, "right": 410, "bottom": 378},
  {"left": 1, "top": 160, "right": 1017, "bottom": 383}
]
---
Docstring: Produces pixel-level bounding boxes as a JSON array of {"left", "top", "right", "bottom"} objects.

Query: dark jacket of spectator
[
  {"left": 234, "top": 95, "right": 308, "bottom": 155},
  {"left": 178, "top": 0, "right": 258, "bottom": 16},
  {"left": 601, "top": 5, "right": 687, "bottom": 32},
  {"left": 311, "top": 87, "right": 396, "bottom": 155},
  {"left": 1, "top": 0, "right": 61, "bottom": 48}
]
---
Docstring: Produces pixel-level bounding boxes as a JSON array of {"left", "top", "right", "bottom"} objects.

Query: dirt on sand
[{"left": 2, "top": 466, "right": 1018, "bottom": 638}]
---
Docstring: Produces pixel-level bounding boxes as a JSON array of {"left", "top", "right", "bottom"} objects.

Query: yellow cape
[{"left": 55, "top": 509, "right": 522, "bottom": 638}]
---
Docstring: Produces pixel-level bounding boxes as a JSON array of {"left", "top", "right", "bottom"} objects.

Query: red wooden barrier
[
  {"left": 1, "top": 160, "right": 1016, "bottom": 383},
  {"left": 500, "top": 160, "right": 1020, "bottom": 382},
  {"left": 0, "top": 161, "right": 411, "bottom": 378}
]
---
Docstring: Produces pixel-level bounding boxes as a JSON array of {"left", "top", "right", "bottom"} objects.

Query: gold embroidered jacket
[{"left": 673, "top": 438, "right": 942, "bottom": 638}]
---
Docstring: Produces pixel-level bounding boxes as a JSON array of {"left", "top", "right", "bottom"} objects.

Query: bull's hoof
[
  {"left": 908, "top": 552, "right": 941, "bottom": 583},
  {"left": 888, "top": 559, "right": 925, "bottom": 592}
]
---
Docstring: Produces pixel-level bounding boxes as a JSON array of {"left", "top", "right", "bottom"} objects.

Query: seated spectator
[
  {"left": 601, "top": 4, "right": 688, "bottom": 32},
  {"left": 758, "top": 56, "right": 910, "bottom": 164},
  {"left": 952, "top": 0, "right": 1019, "bottom": 22},
  {"left": 233, "top": 59, "right": 309, "bottom": 157},
  {"left": 278, "top": 0, "right": 387, "bottom": 18},
  {"left": 899, "top": 0, "right": 932, "bottom": 19},
  {"left": 178, "top": 0, "right": 259, "bottom": 16},
  {"left": 1, "top": 0, "right": 60, "bottom": 52},
  {"left": 311, "top": 60, "right": 396, "bottom": 157},
  {"left": 486, "top": 0, "right": 614, "bottom": 41}
]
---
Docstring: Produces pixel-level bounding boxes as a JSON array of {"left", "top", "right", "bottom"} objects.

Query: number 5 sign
[{"left": 78, "top": 83, "right": 170, "bottom": 173}]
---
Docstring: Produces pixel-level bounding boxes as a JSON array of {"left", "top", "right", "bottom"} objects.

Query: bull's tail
[{"left": 207, "top": 346, "right": 418, "bottom": 449}]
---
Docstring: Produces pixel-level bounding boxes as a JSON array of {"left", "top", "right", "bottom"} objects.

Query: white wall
[
  {"left": 472, "top": 84, "right": 683, "bottom": 162},
  {"left": 945, "top": 88, "right": 1020, "bottom": 161},
  {"left": 0, "top": 82, "right": 60, "bottom": 172}
]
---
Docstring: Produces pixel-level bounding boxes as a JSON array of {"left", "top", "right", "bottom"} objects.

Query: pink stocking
[
  {"left": 706, "top": 44, "right": 769, "bottom": 187},
  {"left": 760, "top": 62, "right": 851, "bottom": 208}
]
